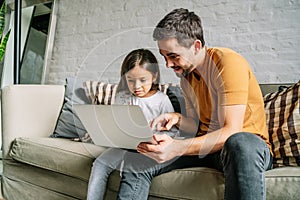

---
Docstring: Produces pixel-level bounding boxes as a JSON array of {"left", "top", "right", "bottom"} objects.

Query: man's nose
[{"left": 165, "top": 59, "right": 174, "bottom": 68}]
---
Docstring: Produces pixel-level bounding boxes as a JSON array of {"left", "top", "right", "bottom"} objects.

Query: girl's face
[{"left": 125, "top": 65, "right": 157, "bottom": 98}]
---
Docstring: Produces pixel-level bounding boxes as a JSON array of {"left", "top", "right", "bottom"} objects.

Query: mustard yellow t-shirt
[{"left": 181, "top": 47, "right": 271, "bottom": 151}]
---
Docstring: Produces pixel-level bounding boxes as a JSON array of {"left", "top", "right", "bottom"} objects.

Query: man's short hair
[{"left": 153, "top": 8, "right": 205, "bottom": 48}]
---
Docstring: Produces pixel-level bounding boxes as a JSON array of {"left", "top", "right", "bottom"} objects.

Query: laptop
[{"left": 73, "top": 104, "right": 154, "bottom": 149}]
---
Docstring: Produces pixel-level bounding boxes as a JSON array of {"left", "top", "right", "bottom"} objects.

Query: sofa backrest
[
  {"left": 1, "top": 85, "right": 65, "bottom": 158},
  {"left": 259, "top": 83, "right": 293, "bottom": 96},
  {"left": 0, "top": 83, "right": 295, "bottom": 161}
]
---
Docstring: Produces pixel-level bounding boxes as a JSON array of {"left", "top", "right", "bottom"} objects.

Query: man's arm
[{"left": 138, "top": 104, "right": 246, "bottom": 163}]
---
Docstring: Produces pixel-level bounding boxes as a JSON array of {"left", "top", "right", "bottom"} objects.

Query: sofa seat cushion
[
  {"left": 105, "top": 166, "right": 300, "bottom": 200},
  {"left": 150, "top": 167, "right": 225, "bottom": 199},
  {"left": 9, "top": 137, "right": 106, "bottom": 180},
  {"left": 106, "top": 167, "right": 225, "bottom": 199},
  {"left": 3, "top": 159, "right": 88, "bottom": 200},
  {"left": 8, "top": 137, "right": 300, "bottom": 200},
  {"left": 265, "top": 167, "right": 300, "bottom": 199}
]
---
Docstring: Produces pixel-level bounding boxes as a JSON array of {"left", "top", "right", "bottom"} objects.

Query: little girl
[{"left": 87, "top": 49, "right": 178, "bottom": 200}]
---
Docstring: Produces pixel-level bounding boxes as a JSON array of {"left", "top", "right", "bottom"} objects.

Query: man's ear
[{"left": 193, "top": 40, "right": 202, "bottom": 53}]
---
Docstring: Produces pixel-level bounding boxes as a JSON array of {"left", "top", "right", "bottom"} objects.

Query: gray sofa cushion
[
  {"left": 107, "top": 167, "right": 225, "bottom": 200},
  {"left": 8, "top": 137, "right": 300, "bottom": 200},
  {"left": 3, "top": 159, "right": 88, "bottom": 200},
  {"left": 9, "top": 137, "right": 106, "bottom": 180},
  {"left": 51, "top": 77, "right": 92, "bottom": 138},
  {"left": 265, "top": 167, "right": 300, "bottom": 199}
]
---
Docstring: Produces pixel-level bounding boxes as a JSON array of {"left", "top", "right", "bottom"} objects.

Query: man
[{"left": 118, "top": 8, "right": 272, "bottom": 200}]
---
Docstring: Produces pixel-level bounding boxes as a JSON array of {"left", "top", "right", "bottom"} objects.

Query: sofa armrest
[{"left": 1, "top": 84, "right": 65, "bottom": 159}]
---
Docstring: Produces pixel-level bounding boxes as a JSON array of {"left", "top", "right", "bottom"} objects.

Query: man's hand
[
  {"left": 137, "top": 134, "right": 183, "bottom": 163},
  {"left": 150, "top": 112, "right": 181, "bottom": 131}
]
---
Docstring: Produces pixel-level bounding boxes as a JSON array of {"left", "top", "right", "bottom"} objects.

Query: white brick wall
[{"left": 46, "top": 0, "right": 300, "bottom": 85}]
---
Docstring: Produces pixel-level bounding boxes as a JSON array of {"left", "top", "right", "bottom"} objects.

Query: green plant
[{"left": 0, "top": 0, "right": 10, "bottom": 61}]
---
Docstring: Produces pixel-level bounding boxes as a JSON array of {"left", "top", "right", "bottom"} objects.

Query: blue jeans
[
  {"left": 117, "top": 132, "right": 273, "bottom": 200},
  {"left": 87, "top": 148, "right": 126, "bottom": 200}
]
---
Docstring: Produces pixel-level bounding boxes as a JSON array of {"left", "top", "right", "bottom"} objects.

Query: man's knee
[
  {"left": 221, "top": 132, "right": 272, "bottom": 172},
  {"left": 222, "top": 132, "right": 266, "bottom": 159}
]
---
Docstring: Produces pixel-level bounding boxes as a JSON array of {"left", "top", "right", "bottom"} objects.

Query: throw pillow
[
  {"left": 83, "top": 81, "right": 184, "bottom": 113},
  {"left": 264, "top": 81, "right": 300, "bottom": 167},
  {"left": 84, "top": 81, "right": 118, "bottom": 105},
  {"left": 51, "top": 77, "right": 92, "bottom": 139}
]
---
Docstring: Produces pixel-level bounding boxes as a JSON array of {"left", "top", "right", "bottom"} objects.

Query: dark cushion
[
  {"left": 51, "top": 77, "right": 91, "bottom": 139},
  {"left": 167, "top": 86, "right": 186, "bottom": 115}
]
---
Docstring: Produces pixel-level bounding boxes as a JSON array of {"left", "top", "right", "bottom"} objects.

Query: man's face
[{"left": 158, "top": 38, "right": 195, "bottom": 77}]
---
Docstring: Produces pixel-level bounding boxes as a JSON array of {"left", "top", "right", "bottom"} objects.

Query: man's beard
[{"left": 174, "top": 64, "right": 194, "bottom": 78}]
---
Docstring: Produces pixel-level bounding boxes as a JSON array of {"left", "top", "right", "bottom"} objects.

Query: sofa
[{"left": 1, "top": 81, "right": 300, "bottom": 200}]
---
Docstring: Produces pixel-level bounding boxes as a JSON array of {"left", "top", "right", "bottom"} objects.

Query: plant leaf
[
  {"left": 0, "top": 1, "right": 6, "bottom": 37},
  {"left": 0, "top": 29, "right": 10, "bottom": 61}
]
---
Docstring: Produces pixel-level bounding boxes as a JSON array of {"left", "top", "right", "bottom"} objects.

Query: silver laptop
[{"left": 73, "top": 104, "right": 154, "bottom": 149}]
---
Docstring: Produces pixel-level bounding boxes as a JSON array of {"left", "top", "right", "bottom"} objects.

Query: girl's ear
[{"left": 153, "top": 72, "right": 158, "bottom": 83}]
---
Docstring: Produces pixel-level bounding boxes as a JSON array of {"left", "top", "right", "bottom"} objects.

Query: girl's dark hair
[
  {"left": 153, "top": 8, "right": 205, "bottom": 48},
  {"left": 117, "top": 49, "right": 160, "bottom": 93}
]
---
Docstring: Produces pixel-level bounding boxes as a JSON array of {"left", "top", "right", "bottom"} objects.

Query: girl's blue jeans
[{"left": 87, "top": 148, "right": 126, "bottom": 200}]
